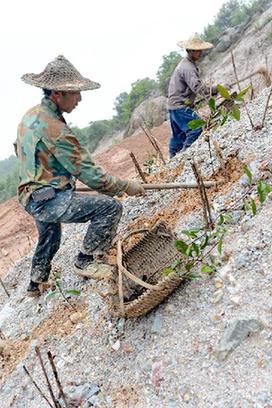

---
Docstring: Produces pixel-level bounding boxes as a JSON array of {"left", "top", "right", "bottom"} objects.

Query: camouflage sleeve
[{"left": 48, "top": 128, "right": 128, "bottom": 196}]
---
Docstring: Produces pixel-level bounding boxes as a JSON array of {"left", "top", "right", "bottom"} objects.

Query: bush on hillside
[
  {"left": 203, "top": 0, "right": 271, "bottom": 44},
  {"left": 0, "top": 156, "right": 19, "bottom": 203},
  {"left": 156, "top": 51, "right": 182, "bottom": 96}
]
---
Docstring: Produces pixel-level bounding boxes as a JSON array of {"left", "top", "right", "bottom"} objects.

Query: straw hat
[
  {"left": 177, "top": 34, "right": 214, "bottom": 50},
  {"left": 21, "top": 55, "right": 100, "bottom": 91}
]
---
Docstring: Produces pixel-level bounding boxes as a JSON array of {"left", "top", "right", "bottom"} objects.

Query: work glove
[{"left": 125, "top": 180, "right": 146, "bottom": 196}]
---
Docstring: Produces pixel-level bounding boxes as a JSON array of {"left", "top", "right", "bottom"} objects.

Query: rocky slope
[
  {"left": 201, "top": 4, "right": 272, "bottom": 90},
  {"left": 0, "top": 82, "right": 272, "bottom": 407}
]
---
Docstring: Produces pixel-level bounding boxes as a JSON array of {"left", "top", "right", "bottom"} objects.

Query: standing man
[
  {"left": 16, "top": 55, "right": 145, "bottom": 297},
  {"left": 168, "top": 35, "right": 218, "bottom": 158}
]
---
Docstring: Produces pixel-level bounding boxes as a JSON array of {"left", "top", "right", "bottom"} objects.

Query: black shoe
[
  {"left": 74, "top": 252, "right": 94, "bottom": 270},
  {"left": 27, "top": 280, "right": 41, "bottom": 297}
]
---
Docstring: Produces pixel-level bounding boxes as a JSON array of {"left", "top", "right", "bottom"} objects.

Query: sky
[{"left": 1, "top": 0, "right": 226, "bottom": 160}]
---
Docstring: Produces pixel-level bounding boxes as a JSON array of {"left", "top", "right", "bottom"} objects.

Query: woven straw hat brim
[
  {"left": 177, "top": 39, "right": 214, "bottom": 50},
  {"left": 21, "top": 55, "right": 101, "bottom": 91},
  {"left": 21, "top": 73, "right": 100, "bottom": 91}
]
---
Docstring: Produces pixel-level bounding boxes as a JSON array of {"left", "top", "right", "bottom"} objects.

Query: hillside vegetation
[{"left": 0, "top": 156, "right": 18, "bottom": 203}]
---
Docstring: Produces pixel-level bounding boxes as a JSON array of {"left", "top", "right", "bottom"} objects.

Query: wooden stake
[
  {"left": 35, "top": 347, "right": 60, "bottom": 408},
  {"left": 192, "top": 162, "right": 213, "bottom": 229},
  {"left": 139, "top": 120, "right": 166, "bottom": 165},
  {"left": 47, "top": 351, "right": 69, "bottom": 408},
  {"left": 231, "top": 51, "right": 255, "bottom": 129},
  {"left": 249, "top": 78, "right": 254, "bottom": 100},
  {"left": 261, "top": 85, "right": 272, "bottom": 128},
  {"left": 0, "top": 277, "right": 10, "bottom": 297},
  {"left": 129, "top": 152, "right": 147, "bottom": 183},
  {"left": 23, "top": 365, "right": 54, "bottom": 408}
]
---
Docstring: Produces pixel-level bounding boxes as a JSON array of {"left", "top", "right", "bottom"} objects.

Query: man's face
[
  {"left": 53, "top": 91, "right": 82, "bottom": 113},
  {"left": 188, "top": 49, "right": 202, "bottom": 61}
]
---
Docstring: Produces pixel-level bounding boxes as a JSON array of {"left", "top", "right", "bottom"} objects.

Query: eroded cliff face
[{"left": 201, "top": 4, "right": 272, "bottom": 89}]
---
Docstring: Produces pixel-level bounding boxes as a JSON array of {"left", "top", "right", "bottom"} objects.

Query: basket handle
[{"left": 116, "top": 238, "right": 160, "bottom": 316}]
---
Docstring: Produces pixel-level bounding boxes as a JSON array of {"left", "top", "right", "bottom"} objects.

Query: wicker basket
[{"left": 107, "top": 222, "right": 187, "bottom": 318}]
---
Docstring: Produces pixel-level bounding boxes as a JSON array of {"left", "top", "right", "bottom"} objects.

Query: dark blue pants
[
  {"left": 168, "top": 107, "right": 203, "bottom": 158},
  {"left": 25, "top": 191, "right": 122, "bottom": 283}
]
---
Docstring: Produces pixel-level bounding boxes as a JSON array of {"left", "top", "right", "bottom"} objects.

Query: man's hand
[{"left": 125, "top": 180, "right": 146, "bottom": 196}]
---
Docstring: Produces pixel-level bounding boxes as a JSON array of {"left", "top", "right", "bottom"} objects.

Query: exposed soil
[{"left": 0, "top": 198, "right": 37, "bottom": 277}]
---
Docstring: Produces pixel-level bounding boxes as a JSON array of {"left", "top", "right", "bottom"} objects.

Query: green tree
[
  {"left": 124, "top": 78, "right": 158, "bottom": 118},
  {"left": 114, "top": 92, "right": 129, "bottom": 118},
  {"left": 72, "top": 119, "right": 114, "bottom": 153},
  {"left": 0, "top": 163, "right": 19, "bottom": 203},
  {"left": 156, "top": 51, "right": 182, "bottom": 96},
  {"left": 203, "top": 23, "right": 223, "bottom": 44},
  {"left": 203, "top": 0, "right": 271, "bottom": 44},
  {"left": 113, "top": 78, "right": 157, "bottom": 125},
  {"left": 215, "top": 0, "right": 241, "bottom": 29}
]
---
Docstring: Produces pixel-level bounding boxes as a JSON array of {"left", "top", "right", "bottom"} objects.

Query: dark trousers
[
  {"left": 25, "top": 191, "right": 122, "bottom": 283},
  {"left": 168, "top": 107, "right": 203, "bottom": 158}
]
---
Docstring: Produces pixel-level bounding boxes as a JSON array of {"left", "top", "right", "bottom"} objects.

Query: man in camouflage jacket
[{"left": 16, "top": 55, "right": 145, "bottom": 296}]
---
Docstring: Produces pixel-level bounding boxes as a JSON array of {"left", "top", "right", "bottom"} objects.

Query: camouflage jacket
[{"left": 16, "top": 97, "right": 128, "bottom": 206}]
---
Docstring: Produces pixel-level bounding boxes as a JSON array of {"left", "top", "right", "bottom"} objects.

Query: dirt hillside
[{"left": 0, "top": 199, "right": 36, "bottom": 277}]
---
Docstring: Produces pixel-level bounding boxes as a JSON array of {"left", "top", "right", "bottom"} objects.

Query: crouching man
[{"left": 16, "top": 55, "right": 145, "bottom": 296}]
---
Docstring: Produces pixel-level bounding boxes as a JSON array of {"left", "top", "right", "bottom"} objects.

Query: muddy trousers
[{"left": 25, "top": 192, "right": 122, "bottom": 283}]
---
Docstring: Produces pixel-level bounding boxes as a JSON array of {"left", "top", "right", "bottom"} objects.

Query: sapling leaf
[
  {"left": 162, "top": 267, "right": 175, "bottom": 276},
  {"left": 188, "top": 119, "right": 206, "bottom": 130},
  {"left": 217, "top": 239, "right": 223, "bottom": 255},
  {"left": 186, "top": 273, "right": 201, "bottom": 280},
  {"left": 185, "top": 262, "right": 195, "bottom": 271},
  {"left": 45, "top": 291, "right": 57, "bottom": 301},
  {"left": 217, "top": 214, "right": 225, "bottom": 225},
  {"left": 181, "top": 228, "right": 200, "bottom": 238},
  {"left": 192, "top": 242, "right": 200, "bottom": 256},
  {"left": 175, "top": 240, "right": 189, "bottom": 255},
  {"left": 220, "top": 115, "right": 228, "bottom": 126},
  {"left": 235, "top": 86, "right": 250, "bottom": 100},
  {"left": 243, "top": 199, "right": 251, "bottom": 212},
  {"left": 208, "top": 98, "right": 216, "bottom": 111},
  {"left": 200, "top": 235, "right": 209, "bottom": 249},
  {"left": 56, "top": 279, "right": 61, "bottom": 288},
  {"left": 230, "top": 105, "right": 241, "bottom": 121},
  {"left": 251, "top": 199, "right": 257, "bottom": 216},
  {"left": 66, "top": 289, "right": 81, "bottom": 296},
  {"left": 186, "top": 245, "right": 193, "bottom": 257},
  {"left": 257, "top": 181, "right": 266, "bottom": 203},
  {"left": 243, "top": 164, "right": 253, "bottom": 184},
  {"left": 217, "top": 84, "right": 232, "bottom": 100},
  {"left": 264, "top": 183, "right": 272, "bottom": 194},
  {"left": 201, "top": 265, "right": 215, "bottom": 274}
]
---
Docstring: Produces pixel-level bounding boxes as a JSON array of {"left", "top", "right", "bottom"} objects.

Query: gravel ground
[{"left": 1, "top": 88, "right": 272, "bottom": 408}]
